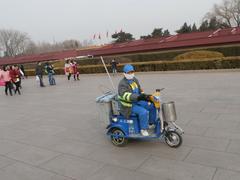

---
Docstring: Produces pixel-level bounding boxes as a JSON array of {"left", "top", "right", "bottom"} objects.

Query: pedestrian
[
  {"left": 72, "top": 60, "right": 80, "bottom": 80},
  {"left": 12, "top": 65, "right": 21, "bottom": 95},
  {"left": 9, "top": 65, "right": 16, "bottom": 92},
  {"left": 35, "top": 62, "right": 45, "bottom": 87},
  {"left": 110, "top": 59, "right": 118, "bottom": 75},
  {"left": 45, "top": 62, "right": 56, "bottom": 85},
  {"left": 18, "top": 66, "right": 24, "bottom": 89},
  {"left": 20, "top": 64, "right": 26, "bottom": 79},
  {"left": 64, "top": 60, "right": 71, "bottom": 80},
  {"left": 0, "top": 67, "right": 5, "bottom": 87},
  {"left": 0, "top": 65, "right": 13, "bottom": 96}
]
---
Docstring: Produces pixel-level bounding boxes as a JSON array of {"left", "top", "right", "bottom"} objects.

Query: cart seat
[{"left": 118, "top": 113, "right": 138, "bottom": 119}]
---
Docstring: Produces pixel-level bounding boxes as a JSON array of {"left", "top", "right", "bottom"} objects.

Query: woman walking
[
  {"left": 64, "top": 60, "right": 72, "bottom": 80},
  {"left": 0, "top": 65, "right": 13, "bottom": 96}
]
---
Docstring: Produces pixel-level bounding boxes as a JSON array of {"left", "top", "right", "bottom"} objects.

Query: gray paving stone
[
  {"left": 5, "top": 146, "right": 61, "bottom": 166},
  {"left": 16, "top": 134, "right": 69, "bottom": 149},
  {"left": 4, "top": 119, "right": 42, "bottom": 131},
  {"left": 54, "top": 127, "right": 96, "bottom": 142},
  {"left": 204, "top": 127, "right": 240, "bottom": 140},
  {"left": 213, "top": 169, "right": 240, "bottom": 180},
  {"left": 224, "top": 105, "right": 240, "bottom": 115},
  {"left": 0, "top": 139, "right": 28, "bottom": 155},
  {"left": 86, "top": 164, "right": 161, "bottom": 180},
  {"left": 188, "top": 118, "right": 239, "bottom": 129},
  {"left": 200, "top": 103, "right": 227, "bottom": 114},
  {"left": 0, "top": 155, "right": 16, "bottom": 169},
  {"left": 40, "top": 154, "right": 104, "bottom": 180},
  {"left": 44, "top": 139, "right": 102, "bottom": 158},
  {"left": 85, "top": 130, "right": 116, "bottom": 146},
  {"left": 180, "top": 125, "right": 208, "bottom": 136},
  {"left": 28, "top": 125, "right": 67, "bottom": 136},
  {"left": 226, "top": 140, "right": 240, "bottom": 154},
  {"left": 0, "top": 127, "right": 33, "bottom": 141},
  {"left": 1, "top": 71, "right": 240, "bottom": 179},
  {"left": 137, "top": 155, "right": 216, "bottom": 180},
  {"left": 86, "top": 145, "right": 150, "bottom": 170},
  {"left": 0, "top": 163, "right": 70, "bottom": 180},
  {"left": 215, "top": 114, "right": 240, "bottom": 123},
  {"left": 183, "top": 134, "right": 230, "bottom": 151},
  {"left": 0, "top": 119, "right": 20, "bottom": 128},
  {"left": 185, "top": 149, "right": 240, "bottom": 171},
  {"left": 123, "top": 141, "right": 192, "bottom": 161},
  {"left": 178, "top": 111, "right": 218, "bottom": 125}
]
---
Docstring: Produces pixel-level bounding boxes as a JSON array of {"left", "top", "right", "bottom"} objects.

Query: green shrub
[
  {"left": 52, "top": 60, "right": 65, "bottom": 68},
  {"left": 174, "top": 50, "right": 224, "bottom": 60},
  {"left": 21, "top": 45, "right": 240, "bottom": 70},
  {"left": 73, "top": 45, "right": 240, "bottom": 66},
  {"left": 24, "top": 56, "right": 240, "bottom": 76}
]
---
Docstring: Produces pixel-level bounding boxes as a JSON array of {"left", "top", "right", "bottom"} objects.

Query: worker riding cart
[{"left": 96, "top": 64, "right": 184, "bottom": 147}]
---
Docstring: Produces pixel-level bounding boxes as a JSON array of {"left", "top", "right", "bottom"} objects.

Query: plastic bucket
[
  {"left": 162, "top": 101, "right": 177, "bottom": 122},
  {"left": 96, "top": 102, "right": 111, "bottom": 127}
]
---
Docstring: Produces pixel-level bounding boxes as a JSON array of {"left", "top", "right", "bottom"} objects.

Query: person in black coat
[
  {"left": 110, "top": 59, "right": 118, "bottom": 75},
  {"left": 35, "top": 62, "right": 45, "bottom": 87}
]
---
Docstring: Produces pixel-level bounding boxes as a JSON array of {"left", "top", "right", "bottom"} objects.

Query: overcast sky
[{"left": 0, "top": 0, "right": 223, "bottom": 44}]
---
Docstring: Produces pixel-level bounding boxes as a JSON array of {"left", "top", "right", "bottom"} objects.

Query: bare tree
[
  {"left": 206, "top": 0, "right": 240, "bottom": 27},
  {"left": 0, "top": 29, "right": 31, "bottom": 57},
  {"left": 24, "top": 40, "right": 38, "bottom": 55},
  {"left": 81, "top": 39, "right": 93, "bottom": 47},
  {"left": 62, "top": 39, "right": 82, "bottom": 49},
  {"left": 0, "top": 29, "right": 93, "bottom": 56}
]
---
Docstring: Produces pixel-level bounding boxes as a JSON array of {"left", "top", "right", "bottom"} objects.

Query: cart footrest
[{"left": 129, "top": 133, "right": 158, "bottom": 138}]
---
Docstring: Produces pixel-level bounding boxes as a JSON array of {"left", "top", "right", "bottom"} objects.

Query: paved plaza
[{"left": 0, "top": 70, "right": 240, "bottom": 180}]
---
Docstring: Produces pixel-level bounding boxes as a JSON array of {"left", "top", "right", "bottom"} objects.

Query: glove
[
  {"left": 137, "top": 94, "right": 146, "bottom": 101},
  {"left": 138, "top": 94, "right": 151, "bottom": 101}
]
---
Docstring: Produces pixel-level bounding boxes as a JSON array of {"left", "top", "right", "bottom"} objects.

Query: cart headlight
[
  {"left": 127, "top": 120, "right": 133, "bottom": 124},
  {"left": 112, "top": 118, "right": 118, "bottom": 122}
]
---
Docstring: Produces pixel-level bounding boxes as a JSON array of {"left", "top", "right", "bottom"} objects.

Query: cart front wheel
[
  {"left": 111, "top": 128, "right": 128, "bottom": 147},
  {"left": 165, "top": 131, "right": 182, "bottom": 148}
]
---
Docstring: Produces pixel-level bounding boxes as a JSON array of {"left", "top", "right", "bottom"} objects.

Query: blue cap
[{"left": 123, "top": 64, "right": 134, "bottom": 73}]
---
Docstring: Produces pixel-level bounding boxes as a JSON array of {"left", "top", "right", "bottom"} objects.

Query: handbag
[
  {"left": 36, "top": 75, "right": 40, "bottom": 81},
  {"left": 15, "top": 78, "right": 20, "bottom": 82},
  {"left": 0, "top": 80, "right": 5, "bottom": 86}
]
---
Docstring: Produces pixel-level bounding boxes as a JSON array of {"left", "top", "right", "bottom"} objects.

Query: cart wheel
[
  {"left": 110, "top": 128, "right": 128, "bottom": 147},
  {"left": 165, "top": 131, "right": 182, "bottom": 148}
]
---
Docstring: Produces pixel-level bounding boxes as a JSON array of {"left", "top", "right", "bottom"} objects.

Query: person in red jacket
[
  {"left": 71, "top": 60, "right": 80, "bottom": 81},
  {"left": 12, "top": 65, "right": 21, "bottom": 95}
]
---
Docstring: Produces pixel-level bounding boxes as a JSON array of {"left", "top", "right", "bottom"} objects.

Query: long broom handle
[{"left": 100, "top": 56, "right": 116, "bottom": 91}]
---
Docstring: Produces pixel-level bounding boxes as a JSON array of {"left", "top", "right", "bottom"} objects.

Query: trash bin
[
  {"left": 96, "top": 91, "right": 117, "bottom": 126},
  {"left": 162, "top": 101, "right": 177, "bottom": 122}
]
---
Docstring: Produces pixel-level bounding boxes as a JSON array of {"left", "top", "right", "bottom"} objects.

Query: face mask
[{"left": 124, "top": 73, "right": 135, "bottom": 80}]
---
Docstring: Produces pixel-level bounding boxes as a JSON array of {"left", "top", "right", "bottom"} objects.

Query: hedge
[
  {"left": 25, "top": 56, "right": 240, "bottom": 76},
  {"left": 21, "top": 44, "right": 240, "bottom": 70},
  {"left": 74, "top": 44, "right": 240, "bottom": 66},
  {"left": 174, "top": 50, "right": 224, "bottom": 60}
]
